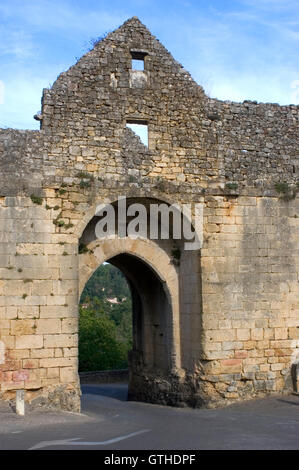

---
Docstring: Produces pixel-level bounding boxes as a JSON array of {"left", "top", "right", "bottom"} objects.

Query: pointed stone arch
[{"left": 78, "top": 236, "right": 182, "bottom": 386}]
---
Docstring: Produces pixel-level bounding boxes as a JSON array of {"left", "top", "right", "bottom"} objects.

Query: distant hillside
[{"left": 81, "top": 263, "right": 131, "bottom": 303}]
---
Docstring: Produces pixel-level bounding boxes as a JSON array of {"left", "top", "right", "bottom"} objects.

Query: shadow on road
[
  {"left": 277, "top": 398, "right": 299, "bottom": 406},
  {"left": 81, "top": 383, "right": 128, "bottom": 402}
]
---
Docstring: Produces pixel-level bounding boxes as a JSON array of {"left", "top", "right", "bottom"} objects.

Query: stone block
[
  {"left": 43, "top": 334, "right": 78, "bottom": 348},
  {"left": 237, "top": 329, "right": 250, "bottom": 341},
  {"left": 36, "top": 319, "right": 62, "bottom": 334},
  {"left": 274, "top": 328, "right": 288, "bottom": 340},
  {"left": 61, "top": 318, "right": 78, "bottom": 333},
  {"left": 30, "top": 348, "right": 55, "bottom": 359},
  {"left": 251, "top": 328, "right": 264, "bottom": 341},
  {"left": 60, "top": 366, "right": 78, "bottom": 383},
  {"left": 219, "top": 359, "right": 243, "bottom": 374},
  {"left": 15, "top": 335, "right": 43, "bottom": 349},
  {"left": 11, "top": 320, "right": 35, "bottom": 335},
  {"left": 39, "top": 357, "right": 77, "bottom": 368},
  {"left": 289, "top": 327, "right": 299, "bottom": 339}
]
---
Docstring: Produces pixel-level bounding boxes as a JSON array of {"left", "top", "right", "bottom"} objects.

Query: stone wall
[
  {"left": 0, "top": 17, "right": 298, "bottom": 411},
  {"left": 200, "top": 195, "right": 298, "bottom": 402}
]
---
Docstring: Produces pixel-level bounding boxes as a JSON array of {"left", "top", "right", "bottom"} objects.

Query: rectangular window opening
[
  {"left": 132, "top": 59, "right": 144, "bottom": 71},
  {"left": 131, "top": 51, "right": 147, "bottom": 71},
  {"left": 126, "top": 120, "right": 148, "bottom": 147}
]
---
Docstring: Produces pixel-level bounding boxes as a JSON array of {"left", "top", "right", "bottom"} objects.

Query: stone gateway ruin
[{"left": 0, "top": 17, "right": 298, "bottom": 412}]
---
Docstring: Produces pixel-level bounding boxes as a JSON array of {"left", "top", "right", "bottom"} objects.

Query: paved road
[{"left": 0, "top": 384, "right": 298, "bottom": 450}]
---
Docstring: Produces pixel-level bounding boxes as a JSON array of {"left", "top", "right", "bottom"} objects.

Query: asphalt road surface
[{"left": 0, "top": 384, "right": 298, "bottom": 450}]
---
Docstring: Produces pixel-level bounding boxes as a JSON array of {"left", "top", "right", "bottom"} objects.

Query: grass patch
[
  {"left": 274, "top": 182, "right": 297, "bottom": 201},
  {"left": 30, "top": 194, "right": 43, "bottom": 205},
  {"left": 225, "top": 182, "right": 238, "bottom": 191}
]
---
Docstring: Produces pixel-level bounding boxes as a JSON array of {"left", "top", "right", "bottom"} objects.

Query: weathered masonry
[{"left": 0, "top": 17, "right": 298, "bottom": 411}]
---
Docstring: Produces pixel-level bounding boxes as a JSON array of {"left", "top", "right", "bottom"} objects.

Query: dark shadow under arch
[{"left": 108, "top": 253, "right": 173, "bottom": 376}]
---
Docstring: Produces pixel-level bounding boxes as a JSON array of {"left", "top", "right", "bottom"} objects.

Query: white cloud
[
  {"left": 241, "top": 0, "right": 299, "bottom": 10},
  {"left": 0, "top": 67, "right": 63, "bottom": 129},
  {"left": 157, "top": 1, "right": 299, "bottom": 105},
  {"left": 0, "top": 28, "right": 36, "bottom": 60},
  {"left": 0, "top": 0, "right": 127, "bottom": 39}
]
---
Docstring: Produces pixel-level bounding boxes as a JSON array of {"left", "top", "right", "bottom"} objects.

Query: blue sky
[{"left": 0, "top": 0, "right": 299, "bottom": 129}]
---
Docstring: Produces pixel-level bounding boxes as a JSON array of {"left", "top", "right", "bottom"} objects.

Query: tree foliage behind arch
[{"left": 79, "top": 264, "right": 132, "bottom": 371}]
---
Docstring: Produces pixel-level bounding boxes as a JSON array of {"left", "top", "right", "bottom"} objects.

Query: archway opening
[
  {"left": 79, "top": 252, "right": 173, "bottom": 402},
  {"left": 79, "top": 262, "right": 132, "bottom": 373}
]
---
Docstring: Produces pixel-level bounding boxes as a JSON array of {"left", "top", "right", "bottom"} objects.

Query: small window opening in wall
[
  {"left": 131, "top": 51, "right": 147, "bottom": 71},
  {"left": 132, "top": 58, "right": 144, "bottom": 71},
  {"left": 126, "top": 120, "right": 148, "bottom": 147}
]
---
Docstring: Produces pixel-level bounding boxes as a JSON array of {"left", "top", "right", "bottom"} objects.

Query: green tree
[
  {"left": 79, "top": 263, "right": 133, "bottom": 371},
  {"left": 79, "top": 305, "right": 128, "bottom": 371}
]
